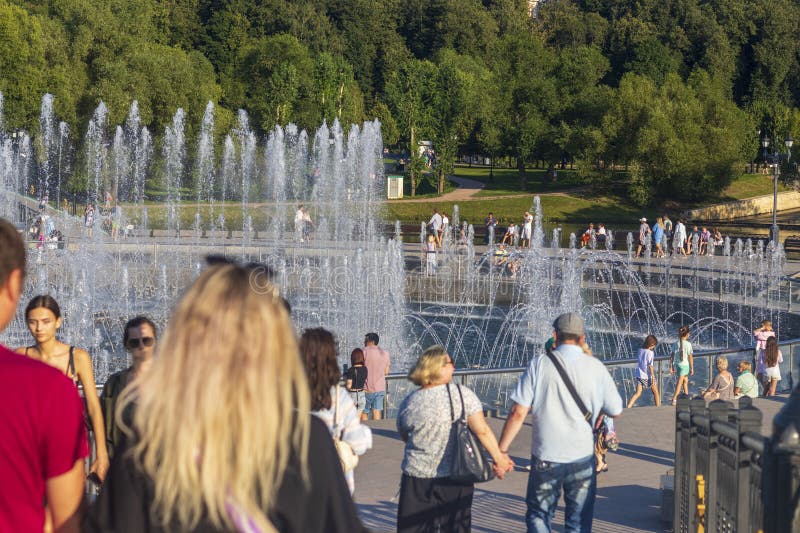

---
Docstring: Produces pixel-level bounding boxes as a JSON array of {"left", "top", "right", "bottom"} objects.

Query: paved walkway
[{"left": 353, "top": 396, "right": 789, "bottom": 532}]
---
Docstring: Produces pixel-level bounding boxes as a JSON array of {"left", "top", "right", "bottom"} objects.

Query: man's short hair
[
  {"left": 365, "top": 332, "right": 379, "bottom": 345},
  {"left": 0, "top": 218, "right": 25, "bottom": 286}
]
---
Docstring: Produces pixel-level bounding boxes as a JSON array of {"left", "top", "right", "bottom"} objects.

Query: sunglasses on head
[{"left": 127, "top": 337, "right": 155, "bottom": 349}]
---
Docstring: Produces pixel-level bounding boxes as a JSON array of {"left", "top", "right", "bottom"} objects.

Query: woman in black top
[
  {"left": 84, "top": 263, "right": 367, "bottom": 533},
  {"left": 345, "top": 348, "right": 368, "bottom": 419}
]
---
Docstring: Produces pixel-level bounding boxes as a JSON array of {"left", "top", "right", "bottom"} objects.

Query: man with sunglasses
[{"left": 101, "top": 316, "right": 158, "bottom": 460}]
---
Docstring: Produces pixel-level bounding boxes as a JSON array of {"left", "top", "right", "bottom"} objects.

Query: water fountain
[{"left": 0, "top": 92, "right": 796, "bottom": 404}]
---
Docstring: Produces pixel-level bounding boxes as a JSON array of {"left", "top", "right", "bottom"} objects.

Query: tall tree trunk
[
  {"left": 438, "top": 167, "right": 444, "bottom": 194},
  {"left": 517, "top": 153, "right": 527, "bottom": 191}
]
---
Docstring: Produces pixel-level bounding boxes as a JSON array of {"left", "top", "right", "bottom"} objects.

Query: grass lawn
[
  {"left": 452, "top": 164, "right": 583, "bottom": 197},
  {"left": 384, "top": 192, "right": 641, "bottom": 226},
  {"left": 715, "top": 173, "right": 788, "bottom": 202}
]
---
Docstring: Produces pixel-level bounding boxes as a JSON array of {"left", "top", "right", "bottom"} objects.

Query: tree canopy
[{"left": 1, "top": 0, "right": 800, "bottom": 203}]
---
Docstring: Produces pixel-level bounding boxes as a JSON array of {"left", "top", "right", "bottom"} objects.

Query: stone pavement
[{"left": 352, "top": 396, "right": 789, "bottom": 532}]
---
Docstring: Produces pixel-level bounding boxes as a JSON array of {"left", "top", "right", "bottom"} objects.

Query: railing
[
  {"left": 673, "top": 391, "right": 800, "bottom": 532},
  {"left": 379, "top": 337, "right": 800, "bottom": 418}
]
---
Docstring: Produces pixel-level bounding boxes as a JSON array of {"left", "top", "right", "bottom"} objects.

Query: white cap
[{"left": 640, "top": 217, "right": 647, "bottom": 222}]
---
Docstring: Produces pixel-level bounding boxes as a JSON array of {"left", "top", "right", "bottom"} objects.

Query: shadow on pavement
[{"left": 614, "top": 443, "right": 675, "bottom": 467}]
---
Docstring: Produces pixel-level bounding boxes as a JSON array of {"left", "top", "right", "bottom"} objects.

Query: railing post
[
  {"left": 765, "top": 384, "right": 800, "bottom": 532},
  {"left": 734, "top": 397, "right": 762, "bottom": 531},
  {"left": 705, "top": 400, "right": 729, "bottom": 531},
  {"left": 675, "top": 395, "right": 702, "bottom": 532}
]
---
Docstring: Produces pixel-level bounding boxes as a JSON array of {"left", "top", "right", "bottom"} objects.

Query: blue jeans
[
  {"left": 364, "top": 391, "right": 385, "bottom": 413},
  {"left": 525, "top": 455, "right": 596, "bottom": 533}
]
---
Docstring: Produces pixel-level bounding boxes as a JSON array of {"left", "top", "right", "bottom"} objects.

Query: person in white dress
[
  {"left": 521, "top": 211, "right": 533, "bottom": 247},
  {"left": 673, "top": 219, "right": 687, "bottom": 256}
]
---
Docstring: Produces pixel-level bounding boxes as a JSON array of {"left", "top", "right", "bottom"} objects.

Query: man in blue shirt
[{"left": 497, "top": 312, "right": 623, "bottom": 532}]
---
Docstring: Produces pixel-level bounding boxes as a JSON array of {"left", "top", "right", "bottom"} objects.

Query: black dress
[{"left": 84, "top": 416, "right": 369, "bottom": 533}]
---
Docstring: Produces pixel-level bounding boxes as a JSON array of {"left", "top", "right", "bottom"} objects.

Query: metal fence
[
  {"left": 380, "top": 338, "right": 800, "bottom": 419},
  {"left": 673, "top": 392, "right": 800, "bottom": 532}
]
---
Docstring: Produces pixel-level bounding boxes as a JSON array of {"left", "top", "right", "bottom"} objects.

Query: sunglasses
[
  {"left": 127, "top": 337, "right": 155, "bottom": 349},
  {"left": 444, "top": 359, "right": 455, "bottom": 366}
]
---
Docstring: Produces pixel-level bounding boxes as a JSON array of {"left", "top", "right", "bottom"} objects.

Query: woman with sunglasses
[
  {"left": 396, "top": 346, "right": 512, "bottom": 532},
  {"left": 85, "top": 262, "right": 366, "bottom": 532},
  {"left": 100, "top": 316, "right": 157, "bottom": 460},
  {"left": 15, "top": 295, "right": 110, "bottom": 482}
]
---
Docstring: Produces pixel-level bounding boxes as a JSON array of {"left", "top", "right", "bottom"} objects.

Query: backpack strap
[{"left": 545, "top": 349, "right": 593, "bottom": 427}]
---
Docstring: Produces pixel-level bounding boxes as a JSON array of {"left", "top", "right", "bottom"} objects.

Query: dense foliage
[{"left": 2, "top": 0, "right": 800, "bottom": 204}]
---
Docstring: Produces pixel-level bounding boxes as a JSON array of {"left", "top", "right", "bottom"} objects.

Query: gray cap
[{"left": 553, "top": 312, "right": 585, "bottom": 336}]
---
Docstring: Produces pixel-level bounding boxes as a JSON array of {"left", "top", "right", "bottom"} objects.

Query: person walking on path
[
  {"left": 754, "top": 320, "right": 775, "bottom": 393},
  {"left": 673, "top": 219, "right": 687, "bottom": 256},
  {"left": 670, "top": 326, "right": 694, "bottom": 405},
  {"left": 85, "top": 262, "right": 367, "bottom": 533},
  {"left": 627, "top": 335, "right": 661, "bottom": 407},
  {"left": 763, "top": 336, "right": 784, "bottom": 397},
  {"left": 362, "top": 332, "right": 390, "bottom": 420},
  {"left": 662, "top": 215, "right": 673, "bottom": 249},
  {"left": 497, "top": 312, "right": 623, "bottom": 533},
  {"left": 652, "top": 218, "right": 665, "bottom": 258},
  {"left": 635, "top": 217, "right": 651, "bottom": 258},
  {"left": 300, "top": 328, "right": 372, "bottom": 495},
  {"left": 734, "top": 361, "right": 759, "bottom": 398},
  {"left": 396, "top": 345, "right": 512, "bottom": 533},
  {"left": 428, "top": 209, "right": 443, "bottom": 248},
  {"left": 484, "top": 212, "right": 497, "bottom": 244},
  {"left": 101, "top": 316, "right": 157, "bottom": 461},
  {"left": 0, "top": 218, "right": 88, "bottom": 533},
  {"left": 16, "top": 295, "right": 110, "bottom": 483},
  {"left": 346, "top": 348, "right": 368, "bottom": 413}
]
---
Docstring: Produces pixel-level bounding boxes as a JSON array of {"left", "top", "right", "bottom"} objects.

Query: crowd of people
[
  {"left": 629, "top": 215, "right": 725, "bottom": 258},
  {"left": 0, "top": 210, "right": 789, "bottom": 532}
]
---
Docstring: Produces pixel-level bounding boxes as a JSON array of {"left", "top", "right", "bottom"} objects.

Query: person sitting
[
  {"left": 85, "top": 262, "right": 367, "bottom": 532},
  {"left": 494, "top": 243, "right": 510, "bottom": 267},
  {"left": 596, "top": 223, "right": 607, "bottom": 246},
  {"left": 502, "top": 223, "right": 517, "bottom": 245},
  {"left": 580, "top": 223, "right": 594, "bottom": 247}
]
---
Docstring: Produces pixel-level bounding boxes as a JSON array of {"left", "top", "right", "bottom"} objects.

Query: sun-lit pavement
[{"left": 352, "top": 396, "right": 789, "bottom": 532}]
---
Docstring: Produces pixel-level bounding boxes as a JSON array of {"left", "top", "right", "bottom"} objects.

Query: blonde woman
[
  {"left": 85, "top": 263, "right": 366, "bottom": 533},
  {"left": 396, "top": 346, "right": 512, "bottom": 533},
  {"left": 702, "top": 356, "right": 734, "bottom": 401}
]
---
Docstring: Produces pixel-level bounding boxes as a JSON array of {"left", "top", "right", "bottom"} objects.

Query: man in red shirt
[{"left": 0, "top": 218, "right": 88, "bottom": 532}]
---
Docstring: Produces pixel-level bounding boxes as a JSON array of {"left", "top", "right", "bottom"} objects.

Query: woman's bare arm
[{"left": 75, "top": 349, "right": 110, "bottom": 481}]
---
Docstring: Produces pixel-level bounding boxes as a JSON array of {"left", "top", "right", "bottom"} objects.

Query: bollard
[{"left": 696, "top": 474, "right": 706, "bottom": 533}]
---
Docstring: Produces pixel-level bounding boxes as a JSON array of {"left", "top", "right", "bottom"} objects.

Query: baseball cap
[
  {"left": 640, "top": 217, "right": 647, "bottom": 222},
  {"left": 552, "top": 312, "right": 585, "bottom": 336}
]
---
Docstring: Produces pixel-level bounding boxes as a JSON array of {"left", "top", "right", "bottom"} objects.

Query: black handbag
[{"left": 446, "top": 384, "right": 496, "bottom": 483}]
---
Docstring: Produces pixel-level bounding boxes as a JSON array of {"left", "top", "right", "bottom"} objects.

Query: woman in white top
[
  {"left": 521, "top": 211, "right": 533, "bottom": 247},
  {"left": 763, "top": 336, "right": 784, "bottom": 397},
  {"left": 300, "top": 328, "right": 372, "bottom": 494},
  {"left": 673, "top": 220, "right": 687, "bottom": 256}
]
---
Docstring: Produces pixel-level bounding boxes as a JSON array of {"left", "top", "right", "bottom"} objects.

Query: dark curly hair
[{"left": 300, "top": 328, "right": 341, "bottom": 411}]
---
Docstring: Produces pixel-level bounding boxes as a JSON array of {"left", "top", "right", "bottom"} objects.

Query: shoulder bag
[
  {"left": 333, "top": 386, "right": 359, "bottom": 472},
  {"left": 447, "top": 384, "right": 495, "bottom": 484}
]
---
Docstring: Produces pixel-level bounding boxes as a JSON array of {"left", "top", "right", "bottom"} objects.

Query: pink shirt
[
  {"left": 0, "top": 344, "right": 88, "bottom": 532},
  {"left": 363, "top": 345, "right": 390, "bottom": 392},
  {"left": 754, "top": 330, "right": 775, "bottom": 351}
]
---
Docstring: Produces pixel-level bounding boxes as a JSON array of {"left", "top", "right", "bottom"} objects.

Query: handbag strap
[
  {"left": 545, "top": 348, "right": 592, "bottom": 427},
  {"left": 445, "top": 383, "right": 467, "bottom": 422},
  {"left": 333, "top": 386, "right": 340, "bottom": 438}
]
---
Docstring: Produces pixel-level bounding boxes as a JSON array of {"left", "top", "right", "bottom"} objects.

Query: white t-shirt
[{"left": 636, "top": 348, "right": 654, "bottom": 379}]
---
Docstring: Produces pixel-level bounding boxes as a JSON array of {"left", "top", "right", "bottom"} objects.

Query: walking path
[{"left": 353, "top": 396, "right": 789, "bottom": 532}]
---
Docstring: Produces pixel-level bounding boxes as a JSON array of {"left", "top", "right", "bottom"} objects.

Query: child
[
  {"left": 628, "top": 335, "right": 661, "bottom": 407},
  {"left": 763, "top": 336, "right": 784, "bottom": 397},
  {"left": 754, "top": 320, "right": 775, "bottom": 393},
  {"left": 670, "top": 326, "right": 694, "bottom": 405},
  {"left": 424, "top": 234, "right": 437, "bottom": 275}
]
